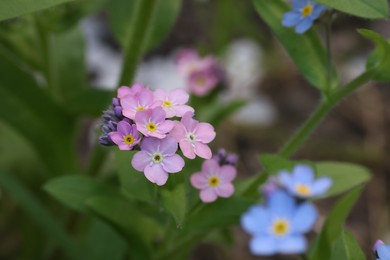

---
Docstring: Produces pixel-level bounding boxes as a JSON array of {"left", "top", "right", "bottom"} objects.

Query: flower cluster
[
  {"left": 282, "top": 0, "right": 327, "bottom": 34},
  {"left": 241, "top": 164, "right": 332, "bottom": 256},
  {"left": 374, "top": 240, "right": 390, "bottom": 260},
  {"left": 99, "top": 83, "right": 216, "bottom": 186},
  {"left": 175, "top": 49, "right": 225, "bottom": 96},
  {"left": 190, "top": 149, "right": 237, "bottom": 203}
]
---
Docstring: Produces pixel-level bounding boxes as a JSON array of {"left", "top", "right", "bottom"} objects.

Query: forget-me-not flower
[
  {"left": 241, "top": 191, "right": 318, "bottom": 256},
  {"left": 282, "top": 0, "right": 327, "bottom": 34},
  {"left": 374, "top": 240, "right": 390, "bottom": 260},
  {"left": 278, "top": 165, "right": 332, "bottom": 198}
]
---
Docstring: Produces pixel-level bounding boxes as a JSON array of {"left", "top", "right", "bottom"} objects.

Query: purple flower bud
[
  {"left": 213, "top": 148, "right": 238, "bottom": 166},
  {"left": 226, "top": 154, "right": 238, "bottom": 166},
  {"left": 112, "top": 98, "right": 120, "bottom": 107},
  {"left": 99, "top": 135, "right": 114, "bottom": 146},
  {"left": 114, "top": 106, "right": 123, "bottom": 118}
]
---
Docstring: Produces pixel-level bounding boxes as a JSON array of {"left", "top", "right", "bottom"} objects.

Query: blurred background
[{"left": 1, "top": 0, "right": 390, "bottom": 259}]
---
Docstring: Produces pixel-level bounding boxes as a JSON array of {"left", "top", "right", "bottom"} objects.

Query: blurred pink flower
[
  {"left": 170, "top": 112, "right": 216, "bottom": 159},
  {"left": 132, "top": 137, "right": 184, "bottom": 186},
  {"left": 117, "top": 83, "right": 145, "bottom": 99},
  {"left": 188, "top": 69, "right": 219, "bottom": 96},
  {"left": 191, "top": 159, "right": 236, "bottom": 203},
  {"left": 108, "top": 120, "right": 140, "bottom": 150},
  {"left": 135, "top": 107, "right": 175, "bottom": 139},
  {"left": 154, "top": 88, "right": 194, "bottom": 118}
]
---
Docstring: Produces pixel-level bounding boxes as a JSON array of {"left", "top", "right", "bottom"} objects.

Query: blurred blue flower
[
  {"left": 278, "top": 165, "right": 332, "bottom": 198},
  {"left": 282, "top": 0, "right": 327, "bottom": 34},
  {"left": 241, "top": 191, "right": 317, "bottom": 256},
  {"left": 374, "top": 240, "right": 390, "bottom": 260}
]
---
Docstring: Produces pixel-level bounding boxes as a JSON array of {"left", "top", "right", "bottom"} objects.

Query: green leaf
[
  {"left": 0, "top": 170, "right": 84, "bottom": 259},
  {"left": 0, "top": 0, "right": 75, "bottom": 21},
  {"left": 66, "top": 88, "right": 114, "bottom": 116},
  {"left": 259, "top": 153, "right": 295, "bottom": 174},
  {"left": 315, "top": 162, "right": 371, "bottom": 199},
  {"left": 198, "top": 99, "right": 246, "bottom": 127},
  {"left": 316, "top": 0, "right": 388, "bottom": 19},
  {"left": 330, "top": 229, "right": 365, "bottom": 260},
  {"left": 359, "top": 29, "right": 390, "bottom": 81},
  {"left": 309, "top": 187, "right": 363, "bottom": 260},
  {"left": 161, "top": 184, "right": 187, "bottom": 226},
  {"left": 44, "top": 175, "right": 118, "bottom": 213},
  {"left": 107, "top": 0, "right": 182, "bottom": 52},
  {"left": 115, "top": 150, "right": 155, "bottom": 204},
  {"left": 252, "top": 0, "right": 337, "bottom": 90}
]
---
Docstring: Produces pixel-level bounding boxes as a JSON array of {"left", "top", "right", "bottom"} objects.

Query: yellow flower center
[
  {"left": 123, "top": 134, "right": 134, "bottom": 145},
  {"left": 301, "top": 4, "right": 313, "bottom": 17},
  {"left": 152, "top": 153, "right": 163, "bottom": 163},
  {"left": 195, "top": 76, "right": 206, "bottom": 86},
  {"left": 295, "top": 184, "right": 311, "bottom": 196},
  {"left": 271, "top": 219, "right": 290, "bottom": 236},
  {"left": 163, "top": 100, "right": 172, "bottom": 108},
  {"left": 146, "top": 122, "right": 157, "bottom": 132},
  {"left": 136, "top": 106, "right": 145, "bottom": 111},
  {"left": 209, "top": 176, "right": 220, "bottom": 187}
]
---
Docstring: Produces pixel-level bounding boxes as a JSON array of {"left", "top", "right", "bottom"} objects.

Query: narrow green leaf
[
  {"left": 359, "top": 29, "right": 390, "bottom": 81},
  {"left": 66, "top": 88, "right": 114, "bottom": 117},
  {"left": 259, "top": 153, "right": 295, "bottom": 174},
  {"left": 0, "top": 170, "right": 84, "bottom": 259},
  {"left": 44, "top": 175, "right": 118, "bottom": 213},
  {"left": 316, "top": 0, "right": 388, "bottom": 19},
  {"left": 330, "top": 229, "right": 365, "bottom": 260},
  {"left": 309, "top": 187, "right": 363, "bottom": 260},
  {"left": 315, "top": 162, "right": 371, "bottom": 199},
  {"left": 0, "top": 0, "right": 75, "bottom": 21},
  {"left": 252, "top": 0, "right": 337, "bottom": 90},
  {"left": 198, "top": 99, "right": 246, "bottom": 127},
  {"left": 161, "top": 184, "right": 187, "bottom": 226}
]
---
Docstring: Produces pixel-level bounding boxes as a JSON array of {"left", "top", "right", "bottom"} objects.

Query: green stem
[
  {"left": 324, "top": 11, "right": 333, "bottom": 96},
  {"left": 118, "top": 0, "right": 158, "bottom": 86},
  {"left": 86, "top": 145, "right": 107, "bottom": 176}
]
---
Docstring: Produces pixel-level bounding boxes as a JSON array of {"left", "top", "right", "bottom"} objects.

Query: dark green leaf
[
  {"left": 44, "top": 175, "right": 118, "bottom": 213},
  {"left": 316, "top": 0, "right": 388, "bottom": 19},
  {"left": 198, "top": 99, "right": 246, "bottom": 127},
  {"left": 252, "top": 0, "right": 338, "bottom": 90},
  {"left": 66, "top": 88, "right": 114, "bottom": 117},
  {"left": 330, "top": 229, "right": 365, "bottom": 260},
  {"left": 0, "top": 0, "right": 75, "bottom": 21},
  {"left": 161, "top": 184, "right": 187, "bottom": 226},
  {"left": 259, "top": 153, "right": 295, "bottom": 174}
]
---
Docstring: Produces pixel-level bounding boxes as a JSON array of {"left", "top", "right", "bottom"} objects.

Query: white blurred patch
[{"left": 341, "top": 56, "right": 366, "bottom": 84}]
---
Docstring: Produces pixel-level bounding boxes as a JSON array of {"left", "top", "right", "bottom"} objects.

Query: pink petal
[
  {"left": 118, "top": 86, "right": 132, "bottom": 98},
  {"left": 169, "top": 88, "right": 189, "bottom": 104},
  {"left": 190, "top": 173, "right": 209, "bottom": 189},
  {"left": 194, "top": 142, "right": 212, "bottom": 159},
  {"left": 181, "top": 112, "right": 197, "bottom": 131},
  {"left": 159, "top": 136, "right": 179, "bottom": 155},
  {"left": 118, "top": 143, "right": 133, "bottom": 150},
  {"left": 170, "top": 122, "right": 186, "bottom": 141},
  {"left": 117, "top": 121, "right": 131, "bottom": 135},
  {"left": 144, "top": 164, "right": 169, "bottom": 186},
  {"left": 151, "top": 107, "right": 166, "bottom": 123},
  {"left": 162, "top": 154, "right": 184, "bottom": 173},
  {"left": 218, "top": 165, "right": 237, "bottom": 183},
  {"left": 194, "top": 122, "right": 215, "bottom": 143},
  {"left": 164, "top": 108, "right": 176, "bottom": 118},
  {"left": 215, "top": 183, "right": 234, "bottom": 198},
  {"left": 179, "top": 140, "right": 195, "bottom": 159},
  {"left": 138, "top": 89, "right": 154, "bottom": 106},
  {"left": 201, "top": 159, "right": 218, "bottom": 175},
  {"left": 135, "top": 109, "right": 151, "bottom": 125},
  {"left": 148, "top": 131, "right": 166, "bottom": 139},
  {"left": 140, "top": 137, "right": 159, "bottom": 153},
  {"left": 157, "top": 120, "right": 175, "bottom": 134},
  {"left": 131, "top": 151, "right": 151, "bottom": 171},
  {"left": 154, "top": 89, "right": 167, "bottom": 100},
  {"left": 173, "top": 105, "right": 195, "bottom": 117},
  {"left": 200, "top": 188, "right": 218, "bottom": 203},
  {"left": 109, "top": 132, "right": 124, "bottom": 146}
]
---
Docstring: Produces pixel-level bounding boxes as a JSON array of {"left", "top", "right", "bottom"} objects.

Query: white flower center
[
  {"left": 152, "top": 153, "right": 163, "bottom": 164},
  {"left": 186, "top": 132, "right": 196, "bottom": 143}
]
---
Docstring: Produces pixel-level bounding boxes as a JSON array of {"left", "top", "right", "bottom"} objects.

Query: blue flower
[
  {"left": 374, "top": 240, "right": 390, "bottom": 260},
  {"left": 282, "top": 0, "right": 327, "bottom": 34},
  {"left": 278, "top": 165, "right": 332, "bottom": 198},
  {"left": 241, "top": 191, "right": 317, "bottom": 256}
]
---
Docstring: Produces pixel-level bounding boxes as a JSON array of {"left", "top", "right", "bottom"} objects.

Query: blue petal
[
  {"left": 292, "top": 0, "right": 308, "bottom": 9},
  {"left": 291, "top": 202, "right": 318, "bottom": 233},
  {"left": 250, "top": 235, "right": 277, "bottom": 256},
  {"left": 241, "top": 205, "right": 271, "bottom": 235},
  {"left": 295, "top": 19, "right": 313, "bottom": 34},
  {"left": 292, "top": 165, "right": 314, "bottom": 183},
  {"left": 279, "top": 171, "right": 294, "bottom": 187},
  {"left": 277, "top": 235, "right": 307, "bottom": 254},
  {"left": 269, "top": 191, "right": 295, "bottom": 218},
  {"left": 378, "top": 244, "right": 390, "bottom": 259},
  {"left": 282, "top": 11, "right": 301, "bottom": 27},
  {"left": 312, "top": 3, "right": 327, "bottom": 18},
  {"left": 312, "top": 177, "right": 332, "bottom": 196}
]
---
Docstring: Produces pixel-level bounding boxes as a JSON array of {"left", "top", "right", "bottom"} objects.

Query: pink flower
[
  {"left": 117, "top": 83, "right": 145, "bottom": 99},
  {"left": 190, "top": 159, "right": 236, "bottom": 203},
  {"left": 108, "top": 120, "right": 141, "bottom": 150},
  {"left": 132, "top": 137, "right": 185, "bottom": 186},
  {"left": 120, "top": 86, "right": 161, "bottom": 120},
  {"left": 170, "top": 112, "right": 216, "bottom": 159},
  {"left": 135, "top": 107, "right": 175, "bottom": 139},
  {"left": 154, "top": 88, "right": 194, "bottom": 118},
  {"left": 188, "top": 69, "right": 219, "bottom": 96}
]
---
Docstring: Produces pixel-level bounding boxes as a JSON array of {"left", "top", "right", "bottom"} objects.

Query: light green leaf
[
  {"left": 107, "top": 0, "right": 182, "bottom": 52},
  {"left": 315, "top": 162, "right": 371, "bottom": 198},
  {"left": 316, "top": 0, "right": 388, "bottom": 19},
  {"left": 252, "top": 0, "right": 337, "bottom": 90},
  {"left": 359, "top": 29, "right": 390, "bottom": 81},
  {"left": 115, "top": 150, "right": 155, "bottom": 204},
  {"left": 44, "top": 175, "right": 118, "bottom": 213},
  {"left": 309, "top": 187, "right": 363, "bottom": 260},
  {"left": 0, "top": 170, "right": 85, "bottom": 259},
  {"left": 0, "top": 0, "right": 75, "bottom": 21},
  {"left": 330, "top": 229, "right": 365, "bottom": 260},
  {"left": 161, "top": 184, "right": 186, "bottom": 226}
]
